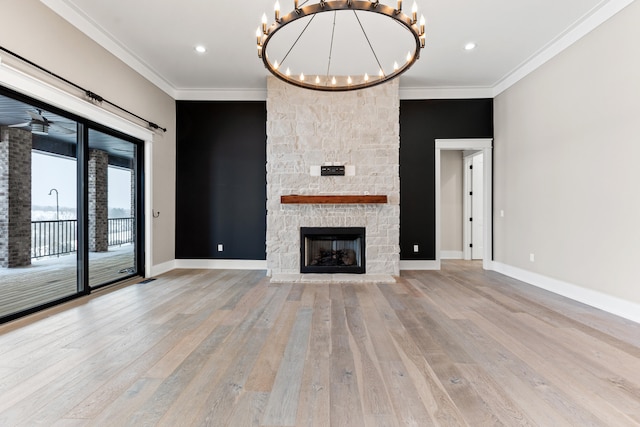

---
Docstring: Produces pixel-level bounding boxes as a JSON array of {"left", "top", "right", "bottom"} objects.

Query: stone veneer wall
[
  {"left": 266, "top": 77, "right": 400, "bottom": 276},
  {"left": 0, "top": 127, "right": 32, "bottom": 268}
]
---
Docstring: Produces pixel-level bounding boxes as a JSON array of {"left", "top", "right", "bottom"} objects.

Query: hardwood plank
[
  {"left": 262, "top": 307, "right": 313, "bottom": 425},
  {"left": 343, "top": 286, "right": 395, "bottom": 418},
  {"left": 295, "top": 285, "right": 331, "bottom": 427},
  {"left": 245, "top": 301, "right": 299, "bottom": 392},
  {"left": 378, "top": 360, "right": 435, "bottom": 426},
  {"left": 84, "top": 377, "right": 164, "bottom": 426},
  {"left": 226, "top": 391, "right": 270, "bottom": 427},
  {"left": 329, "top": 285, "right": 365, "bottom": 426}
]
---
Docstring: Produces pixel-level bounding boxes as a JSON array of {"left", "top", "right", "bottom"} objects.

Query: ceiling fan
[{"left": 9, "top": 110, "right": 75, "bottom": 136}]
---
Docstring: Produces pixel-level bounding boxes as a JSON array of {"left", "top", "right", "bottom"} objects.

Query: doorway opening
[{"left": 435, "top": 139, "right": 492, "bottom": 270}]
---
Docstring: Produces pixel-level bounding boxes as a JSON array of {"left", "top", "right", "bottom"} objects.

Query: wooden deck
[
  {"left": 0, "top": 246, "right": 136, "bottom": 318},
  {"left": 0, "top": 261, "right": 639, "bottom": 426}
]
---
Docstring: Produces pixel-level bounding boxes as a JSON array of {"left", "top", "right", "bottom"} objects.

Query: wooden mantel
[{"left": 280, "top": 195, "right": 387, "bottom": 204}]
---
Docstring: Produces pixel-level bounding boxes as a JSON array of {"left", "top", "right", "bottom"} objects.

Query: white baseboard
[
  {"left": 440, "top": 250, "right": 463, "bottom": 260},
  {"left": 399, "top": 260, "right": 440, "bottom": 270},
  {"left": 490, "top": 261, "right": 640, "bottom": 324},
  {"left": 149, "top": 260, "right": 176, "bottom": 277}
]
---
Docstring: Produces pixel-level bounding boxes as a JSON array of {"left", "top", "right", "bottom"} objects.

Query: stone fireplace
[{"left": 266, "top": 77, "right": 399, "bottom": 282}]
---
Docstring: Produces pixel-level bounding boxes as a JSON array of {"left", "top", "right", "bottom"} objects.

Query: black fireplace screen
[{"left": 300, "top": 227, "right": 365, "bottom": 274}]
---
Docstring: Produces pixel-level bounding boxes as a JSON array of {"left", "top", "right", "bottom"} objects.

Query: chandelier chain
[
  {"left": 352, "top": 9, "right": 384, "bottom": 76},
  {"left": 279, "top": 13, "right": 317, "bottom": 68},
  {"left": 325, "top": 11, "right": 337, "bottom": 81}
]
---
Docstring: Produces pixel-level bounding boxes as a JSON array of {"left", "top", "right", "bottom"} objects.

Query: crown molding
[
  {"left": 174, "top": 88, "right": 268, "bottom": 101},
  {"left": 399, "top": 86, "right": 494, "bottom": 100},
  {"left": 492, "top": 0, "right": 636, "bottom": 96},
  {"left": 40, "top": 0, "right": 177, "bottom": 98}
]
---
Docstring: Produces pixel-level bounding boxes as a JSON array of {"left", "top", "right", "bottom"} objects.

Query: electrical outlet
[
  {"left": 218, "top": 244, "right": 223, "bottom": 252},
  {"left": 413, "top": 244, "right": 419, "bottom": 252},
  {"left": 529, "top": 253, "right": 535, "bottom": 262}
]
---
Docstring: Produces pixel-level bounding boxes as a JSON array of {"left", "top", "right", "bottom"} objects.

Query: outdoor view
[
  {"left": 0, "top": 93, "right": 139, "bottom": 320},
  {"left": 30, "top": 151, "right": 135, "bottom": 277}
]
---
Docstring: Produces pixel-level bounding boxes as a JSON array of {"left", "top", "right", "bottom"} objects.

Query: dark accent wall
[
  {"left": 399, "top": 99, "right": 493, "bottom": 260},
  {"left": 175, "top": 99, "right": 491, "bottom": 261},
  {"left": 176, "top": 101, "right": 267, "bottom": 260}
]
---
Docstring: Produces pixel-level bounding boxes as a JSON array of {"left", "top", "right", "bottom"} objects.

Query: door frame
[{"left": 435, "top": 139, "right": 492, "bottom": 270}]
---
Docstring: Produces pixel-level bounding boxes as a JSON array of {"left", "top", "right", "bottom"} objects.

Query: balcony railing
[
  {"left": 31, "top": 218, "right": 134, "bottom": 259},
  {"left": 108, "top": 217, "right": 134, "bottom": 247}
]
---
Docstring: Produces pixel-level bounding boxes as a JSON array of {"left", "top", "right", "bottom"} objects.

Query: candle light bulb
[
  {"left": 364, "top": 73, "right": 369, "bottom": 82},
  {"left": 275, "top": 1, "right": 280, "bottom": 21},
  {"left": 256, "top": 27, "right": 262, "bottom": 45},
  {"left": 331, "top": 76, "right": 337, "bottom": 85},
  {"left": 393, "top": 61, "right": 399, "bottom": 71},
  {"left": 300, "top": 72, "right": 305, "bottom": 81},
  {"left": 285, "top": 67, "right": 291, "bottom": 76},
  {"left": 406, "top": 51, "right": 412, "bottom": 62},
  {"left": 411, "top": 1, "right": 417, "bottom": 23},
  {"left": 262, "top": 13, "right": 267, "bottom": 33},
  {"left": 420, "top": 15, "right": 425, "bottom": 34},
  {"left": 347, "top": 76, "right": 352, "bottom": 85},
  {"left": 379, "top": 68, "right": 384, "bottom": 77},
  {"left": 315, "top": 75, "right": 320, "bottom": 84},
  {"left": 273, "top": 60, "right": 279, "bottom": 69}
]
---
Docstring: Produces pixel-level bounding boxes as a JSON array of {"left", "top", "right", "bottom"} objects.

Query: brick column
[
  {"left": 130, "top": 167, "right": 137, "bottom": 267},
  {"left": 88, "top": 149, "right": 108, "bottom": 252},
  {"left": 0, "top": 127, "right": 32, "bottom": 268}
]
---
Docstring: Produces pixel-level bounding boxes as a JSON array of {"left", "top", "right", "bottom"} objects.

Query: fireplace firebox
[{"left": 300, "top": 227, "right": 365, "bottom": 274}]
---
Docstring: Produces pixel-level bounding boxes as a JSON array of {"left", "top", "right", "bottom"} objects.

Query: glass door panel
[
  {"left": 0, "top": 96, "right": 79, "bottom": 319},
  {"left": 87, "top": 128, "right": 138, "bottom": 288}
]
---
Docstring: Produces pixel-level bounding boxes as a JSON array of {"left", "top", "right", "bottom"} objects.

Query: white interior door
[{"left": 471, "top": 153, "right": 484, "bottom": 259}]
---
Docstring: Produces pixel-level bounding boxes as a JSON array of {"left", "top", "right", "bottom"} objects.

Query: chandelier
[{"left": 256, "top": 0, "right": 426, "bottom": 91}]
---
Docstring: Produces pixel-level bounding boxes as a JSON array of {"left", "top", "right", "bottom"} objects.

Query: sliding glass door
[
  {"left": 0, "top": 97, "right": 79, "bottom": 318},
  {"left": 0, "top": 88, "right": 144, "bottom": 322},
  {"left": 87, "top": 128, "right": 139, "bottom": 288}
]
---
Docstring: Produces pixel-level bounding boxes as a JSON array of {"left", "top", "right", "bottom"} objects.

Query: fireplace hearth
[{"left": 300, "top": 227, "right": 365, "bottom": 274}]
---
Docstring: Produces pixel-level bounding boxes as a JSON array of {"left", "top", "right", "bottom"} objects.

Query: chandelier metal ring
[{"left": 257, "top": 1, "right": 426, "bottom": 92}]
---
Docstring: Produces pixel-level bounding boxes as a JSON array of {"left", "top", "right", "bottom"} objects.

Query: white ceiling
[{"left": 41, "top": 0, "right": 632, "bottom": 99}]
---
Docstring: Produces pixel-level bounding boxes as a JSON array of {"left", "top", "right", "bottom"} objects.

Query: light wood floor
[{"left": 0, "top": 261, "right": 639, "bottom": 426}]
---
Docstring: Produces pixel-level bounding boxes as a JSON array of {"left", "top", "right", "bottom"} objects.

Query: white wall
[
  {"left": 0, "top": 0, "right": 176, "bottom": 268},
  {"left": 440, "top": 150, "right": 463, "bottom": 255},
  {"left": 493, "top": 1, "right": 640, "bottom": 306}
]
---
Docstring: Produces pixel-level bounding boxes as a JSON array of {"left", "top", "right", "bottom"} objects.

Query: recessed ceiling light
[
  {"left": 194, "top": 45, "right": 207, "bottom": 53},
  {"left": 464, "top": 42, "right": 477, "bottom": 51}
]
